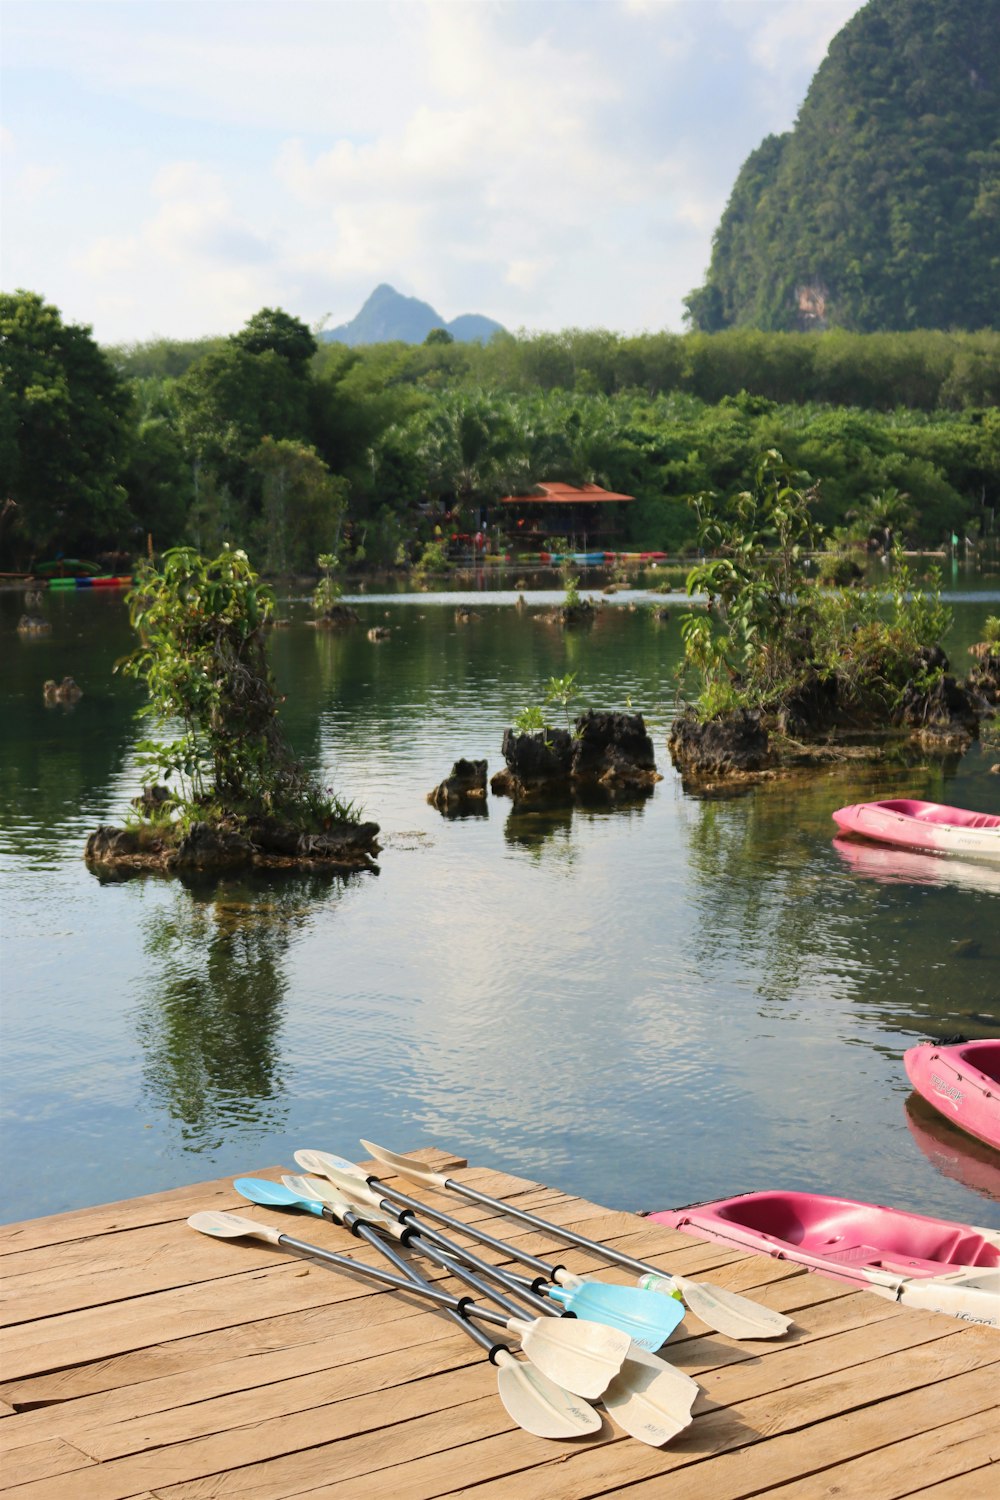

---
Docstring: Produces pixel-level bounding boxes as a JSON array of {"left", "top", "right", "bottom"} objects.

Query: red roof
[{"left": 497, "top": 481, "right": 634, "bottom": 505}]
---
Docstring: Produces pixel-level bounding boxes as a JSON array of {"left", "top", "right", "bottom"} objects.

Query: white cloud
[{"left": 1, "top": 0, "right": 868, "bottom": 341}]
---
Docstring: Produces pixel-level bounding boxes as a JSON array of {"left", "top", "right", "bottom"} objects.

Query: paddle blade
[
  {"left": 493, "top": 1350, "right": 602, "bottom": 1439},
  {"left": 234, "top": 1177, "right": 322, "bottom": 1215},
  {"left": 547, "top": 1281, "right": 685, "bottom": 1352},
  {"left": 294, "top": 1149, "right": 368, "bottom": 1181},
  {"left": 509, "top": 1315, "right": 630, "bottom": 1400},
  {"left": 640, "top": 1272, "right": 791, "bottom": 1340},
  {"left": 292, "top": 1162, "right": 386, "bottom": 1215},
  {"left": 601, "top": 1343, "right": 698, "bottom": 1447},
  {"left": 188, "top": 1211, "right": 282, "bottom": 1245},
  {"left": 360, "top": 1138, "right": 450, "bottom": 1189},
  {"left": 283, "top": 1174, "right": 399, "bottom": 1232}
]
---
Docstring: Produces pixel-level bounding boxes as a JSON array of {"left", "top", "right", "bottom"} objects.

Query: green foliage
[
  {"left": 248, "top": 437, "right": 348, "bottom": 575},
  {"left": 682, "top": 450, "right": 823, "bottom": 705},
  {"left": 231, "top": 308, "right": 317, "bottom": 373},
  {"left": 983, "top": 616, "right": 1000, "bottom": 645},
  {"left": 513, "top": 673, "right": 581, "bottom": 734},
  {"left": 563, "top": 575, "right": 582, "bottom": 609},
  {"left": 120, "top": 546, "right": 354, "bottom": 822},
  {"left": 413, "top": 538, "right": 450, "bottom": 574},
  {"left": 312, "top": 552, "right": 343, "bottom": 615},
  {"left": 686, "top": 0, "right": 1000, "bottom": 334},
  {"left": 679, "top": 452, "right": 954, "bottom": 723},
  {"left": 0, "top": 290, "right": 132, "bottom": 562}
]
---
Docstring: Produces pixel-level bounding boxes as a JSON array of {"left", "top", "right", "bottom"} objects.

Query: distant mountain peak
[{"left": 320, "top": 284, "right": 504, "bottom": 347}]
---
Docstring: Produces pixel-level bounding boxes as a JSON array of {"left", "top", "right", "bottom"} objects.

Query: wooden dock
[{"left": 2, "top": 1150, "right": 997, "bottom": 1498}]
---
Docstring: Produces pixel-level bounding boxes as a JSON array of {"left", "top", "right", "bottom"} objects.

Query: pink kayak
[
  {"left": 651, "top": 1191, "right": 1000, "bottom": 1325},
  {"left": 832, "top": 799, "right": 1000, "bottom": 861},
  {"left": 904, "top": 1040, "right": 1000, "bottom": 1153}
]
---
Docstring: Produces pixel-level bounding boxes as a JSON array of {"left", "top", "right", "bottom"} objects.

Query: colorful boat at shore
[
  {"left": 832, "top": 799, "right": 1000, "bottom": 862},
  {"left": 650, "top": 1191, "right": 1000, "bottom": 1325},
  {"left": 904, "top": 1040, "right": 1000, "bottom": 1153}
]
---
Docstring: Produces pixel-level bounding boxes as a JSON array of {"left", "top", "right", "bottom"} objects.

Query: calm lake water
[{"left": 2, "top": 574, "right": 999, "bottom": 1228}]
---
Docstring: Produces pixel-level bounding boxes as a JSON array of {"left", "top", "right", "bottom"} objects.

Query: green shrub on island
[
  {"left": 679, "top": 450, "right": 953, "bottom": 729},
  {"left": 121, "top": 545, "right": 359, "bottom": 829}
]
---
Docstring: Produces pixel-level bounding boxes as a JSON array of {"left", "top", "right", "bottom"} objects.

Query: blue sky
[{"left": 1, "top": 0, "right": 864, "bottom": 345}]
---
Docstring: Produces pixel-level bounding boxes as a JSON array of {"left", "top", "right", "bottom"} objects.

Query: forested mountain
[
  {"left": 320, "top": 283, "right": 504, "bottom": 346},
  {"left": 686, "top": 0, "right": 1000, "bottom": 334}
]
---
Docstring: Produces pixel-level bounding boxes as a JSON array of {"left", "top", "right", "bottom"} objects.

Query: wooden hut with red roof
[{"left": 495, "top": 480, "right": 634, "bottom": 552}]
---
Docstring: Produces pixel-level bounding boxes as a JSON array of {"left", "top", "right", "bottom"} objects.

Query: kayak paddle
[
  {"left": 288, "top": 1165, "right": 686, "bottom": 1352},
  {"left": 285, "top": 1172, "right": 699, "bottom": 1446},
  {"left": 189, "top": 1211, "right": 601, "bottom": 1439},
  {"left": 334, "top": 1142, "right": 789, "bottom": 1339}
]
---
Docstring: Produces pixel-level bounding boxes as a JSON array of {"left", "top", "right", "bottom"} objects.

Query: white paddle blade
[
  {"left": 294, "top": 1149, "right": 368, "bottom": 1181},
  {"left": 360, "top": 1138, "right": 451, "bottom": 1189},
  {"left": 284, "top": 1175, "right": 400, "bottom": 1233},
  {"left": 508, "top": 1315, "right": 631, "bottom": 1400},
  {"left": 188, "top": 1211, "right": 282, "bottom": 1245},
  {"left": 493, "top": 1350, "right": 602, "bottom": 1439},
  {"left": 601, "top": 1343, "right": 698, "bottom": 1447},
  {"left": 640, "top": 1272, "right": 791, "bottom": 1340},
  {"left": 297, "top": 1160, "right": 385, "bottom": 1213}
]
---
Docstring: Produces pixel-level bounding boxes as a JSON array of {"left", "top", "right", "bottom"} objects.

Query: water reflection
[
  {"left": 502, "top": 790, "right": 652, "bottom": 860},
  {"left": 833, "top": 835, "right": 1000, "bottom": 896},
  {"left": 134, "top": 871, "right": 357, "bottom": 1150},
  {"left": 905, "top": 1096, "right": 1000, "bottom": 1203}
]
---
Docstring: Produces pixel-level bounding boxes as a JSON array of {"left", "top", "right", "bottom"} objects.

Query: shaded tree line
[{"left": 2, "top": 289, "right": 998, "bottom": 571}]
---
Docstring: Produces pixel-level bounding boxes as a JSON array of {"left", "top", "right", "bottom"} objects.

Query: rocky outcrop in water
[
  {"left": 85, "top": 814, "right": 380, "bottom": 877},
  {"left": 669, "top": 647, "right": 995, "bottom": 786},
  {"left": 427, "top": 759, "right": 488, "bottom": 814},
  {"left": 491, "top": 711, "right": 661, "bottom": 801}
]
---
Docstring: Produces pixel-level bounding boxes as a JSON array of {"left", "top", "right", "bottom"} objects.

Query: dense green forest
[
  {"left": 686, "top": 0, "right": 1000, "bottom": 333},
  {"left": 2, "top": 290, "right": 998, "bottom": 572}
]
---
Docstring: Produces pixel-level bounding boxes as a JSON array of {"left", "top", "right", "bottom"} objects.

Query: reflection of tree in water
[
  {"left": 503, "top": 788, "right": 652, "bottom": 863},
  {"left": 136, "top": 870, "right": 358, "bottom": 1149},
  {"left": 684, "top": 778, "right": 1000, "bottom": 1032},
  {"left": 684, "top": 789, "right": 851, "bottom": 1009}
]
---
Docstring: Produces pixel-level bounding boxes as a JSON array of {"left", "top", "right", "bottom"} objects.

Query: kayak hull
[
  {"left": 904, "top": 1040, "right": 1000, "bottom": 1153},
  {"left": 832, "top": 799, "right": 1000, "bottom": 861},
  {"left": 650, "top": 1191, "right": 1000, "bottom": 1326}
]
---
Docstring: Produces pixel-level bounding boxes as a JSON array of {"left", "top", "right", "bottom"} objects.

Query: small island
[
  {"left": 668, "top": 451, "right": 998, "bottom": 788},
  {"left": 85, "top": 546, "right": 379, "bottom": 878}
]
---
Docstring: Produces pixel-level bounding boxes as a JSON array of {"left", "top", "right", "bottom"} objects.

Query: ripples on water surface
[{"left": 1, "top": 582, "right": 999, "bottom": 1227}]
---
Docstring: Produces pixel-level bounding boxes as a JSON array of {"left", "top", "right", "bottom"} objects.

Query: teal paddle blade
[
  {"left": 233, "top": 1177, "right": 324, "bottom": 1215},
  {"left": 546, "top": 1281, "right": 685, "bottom": 1351}
]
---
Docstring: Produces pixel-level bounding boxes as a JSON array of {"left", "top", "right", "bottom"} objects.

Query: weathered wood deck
[{"left": 1, "top": 1150, "right": 997, "bottom": 1498}]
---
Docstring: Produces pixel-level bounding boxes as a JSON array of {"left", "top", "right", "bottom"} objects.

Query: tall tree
[
  {"left": 0, "top": 290, "right": 132, "bottom": 560},
  {"left": 231, "top": 307, "right": 317, "bottom": 373}
]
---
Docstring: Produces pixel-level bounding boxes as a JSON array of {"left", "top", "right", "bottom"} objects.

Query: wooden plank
[
  {"left": 903, "top": 1472, "right": 1000, "bottom": 1499},
  {"left": 2, "top": 1151, "right": 996, "bottom": 1500},
  {"left": 747, "top": 1407, "right": 1000, "bottom": 1499},
  {"left": 6, "top": 1374, "right": 509, "bottom": 1500},
  {"left": 366, "top": 1335, "right": 999, "bottom": 1500},
  {"left": 1, "top": 1307, "right": 457, "bottom": 1449}
]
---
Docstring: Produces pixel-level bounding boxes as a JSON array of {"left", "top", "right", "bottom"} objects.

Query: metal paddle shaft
[
  {"left": 293, "top": 1166, "right": 685, "bottom": 1350},
  {"left": 284, "top": 1173, "right": 557, "bottom": 1319},
  {"left": 267, "top": 1178, "right": 630, "bottom": 1398},
  {"left": 358, "top": 1139, "right": 790, "bottom": 1340},
  {"left": 189, "top": 1212, "right": 600, "bottom": 1440},
  {"left": 188, "top": 1211, "right": 506, "bottom": 1325},
  {"left": 290, "top": 1164, "right": 689, "bottom": 1356}
]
